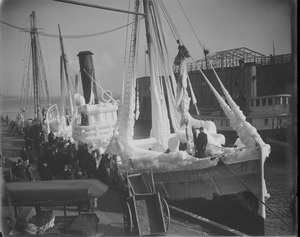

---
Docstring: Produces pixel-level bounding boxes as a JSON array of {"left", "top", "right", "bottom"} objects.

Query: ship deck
[{"left": 1, "top": 123, "right": 247, "bottom": 236}]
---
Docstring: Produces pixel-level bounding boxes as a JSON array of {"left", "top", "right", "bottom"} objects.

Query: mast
[
  {"left": 30, "top": 11, "right": 40, "bottom": 121},
  {"left": 58, "top": 24, "right": 74, "bottom": 117},
  {"left": 143, "top": 0, "right": 169, "bottom": 149}
]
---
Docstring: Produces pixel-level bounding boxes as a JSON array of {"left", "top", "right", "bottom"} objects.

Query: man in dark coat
[
  {"left": 24, "top": 159, "right": 35, "bottom": 181},
  {"left": 39, "top": 162, "right": 53, "bottom": 181},
  {"left": 76, "top": 144, "right": 88, "bottom": 176},
  {"left": 193, "top": 127, "right": 208, "bottom": 158},
  {"left": 96, "top": 154, "right": 111, "bottom": 185},
  {"left": 62, "top": 164, "right": 74, "bottom": 180},
  {"left": 13, "top": 159, "right": 26, "bottom": 181},
  {"left": 86, "top": 151, "right": 97, "bottom": 179},
  {"left": 20, "top": 146, "right": 28, "bottom": 162}
]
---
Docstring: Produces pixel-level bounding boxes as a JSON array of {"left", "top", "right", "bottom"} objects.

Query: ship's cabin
[{"left": 248, "top": 94, "right": 291, "bottom": 116}]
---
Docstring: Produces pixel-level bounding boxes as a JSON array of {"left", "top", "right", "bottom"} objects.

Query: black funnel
[{"left": 77, "top": 51, "right": 98, "bottom": 104}]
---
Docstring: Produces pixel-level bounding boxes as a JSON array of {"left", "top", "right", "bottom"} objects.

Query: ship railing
[{"left": 72, "top": 121, "right": 115, "bottom": 142}]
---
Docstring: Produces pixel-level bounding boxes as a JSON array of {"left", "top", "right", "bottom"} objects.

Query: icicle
[
  {"left": 210, "top": 63, "right": 245, "bottom": 124},
  {"left": 210, "top": 62, "right": 265, "bottom": 147},
  {"left": 198, "top": 68, "right": 236, "bottom": 125}
]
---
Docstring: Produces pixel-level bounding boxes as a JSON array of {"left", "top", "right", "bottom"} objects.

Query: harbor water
[
  {"left": 0, "top": 96, "right": 297, "bottom": 236},
  {"left": 264, "top": 158, "right": 296, "bottom": 236}
]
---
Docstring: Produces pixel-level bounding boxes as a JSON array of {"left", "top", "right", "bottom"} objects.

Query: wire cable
[{"left": 219, "top": 157, "right": 293, "bottom": 230}]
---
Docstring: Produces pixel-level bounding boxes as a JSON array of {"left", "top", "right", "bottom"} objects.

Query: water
[
  {"left": 264, "top": 158, "right": 296, "bottom": 236},
  {"left": 0, "top": 96, "right": 297, "bottom": 236}
]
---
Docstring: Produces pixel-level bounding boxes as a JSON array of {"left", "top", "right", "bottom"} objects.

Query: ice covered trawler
[
  {"left": 46, "top": 28, "right": 118, "bottom": 145},
  {"left": 72, "top": 51, "right": 118, "bottom": 148},
  {"left": 104, "top": 0, "right": 271, "bottom": 235}
]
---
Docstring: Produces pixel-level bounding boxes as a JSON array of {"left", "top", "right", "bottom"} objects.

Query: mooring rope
[{"left": 219, "top": 157, "right": 293, "bottom": 230}]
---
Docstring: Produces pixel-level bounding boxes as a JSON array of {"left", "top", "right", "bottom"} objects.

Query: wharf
[{"left": 1, "top": 123, "right": 246, "bottom": 236}]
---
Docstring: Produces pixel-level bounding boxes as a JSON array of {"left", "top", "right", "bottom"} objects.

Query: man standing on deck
[{"left": 193, "top": 127, "right": 208, "bottom": 158}]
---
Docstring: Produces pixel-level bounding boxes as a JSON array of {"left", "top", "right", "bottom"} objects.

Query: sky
[{"left": 0, "top": 0, "right": 293, "bottom": 97}]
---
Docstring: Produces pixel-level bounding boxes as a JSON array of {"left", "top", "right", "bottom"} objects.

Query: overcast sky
[{"left": 0, "top": 0, "right": 292, "bottom": 97}]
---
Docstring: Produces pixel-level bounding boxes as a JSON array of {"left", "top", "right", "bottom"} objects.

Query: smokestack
[
  {"left": 244, "top": 62, "right": 257, "bottom": 98},
  {"left": 77, "top": 51, "right": 98, "bottom": 104}
]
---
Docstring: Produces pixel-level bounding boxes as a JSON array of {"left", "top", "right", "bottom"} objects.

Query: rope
[
  {"left": 158, "top": 0, "right": 181, "bottom": 43},
  {"left": 1, "top": 18, "right": 144, "bottom": 39},
  {"left": 83, "top": 69, "right": 116, "bottom": 104},
  {"left": 176, "top": 0, "right": 205, "bottom": 52},
  {"left": 219, "top": 157, "right": 293, "bottom": 230}
]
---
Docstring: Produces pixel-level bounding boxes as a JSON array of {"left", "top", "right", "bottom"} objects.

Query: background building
[{"left": 138, "top": 47, "right": 292, "bottom": 120}]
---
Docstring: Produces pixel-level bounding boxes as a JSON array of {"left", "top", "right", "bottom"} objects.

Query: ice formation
[
  {"left": 105, "top": 52, "right": 270, "bottom": 172},
  {"left": 103, "top": 4, "right": 270, "bottom": 172},
  {"left": 210, "top": 64, "right": 267, "bottom": 149}
]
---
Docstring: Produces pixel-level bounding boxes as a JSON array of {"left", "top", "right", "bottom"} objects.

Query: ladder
[{"left": 118, "top": 0, "right": 141, "bottom": 139}]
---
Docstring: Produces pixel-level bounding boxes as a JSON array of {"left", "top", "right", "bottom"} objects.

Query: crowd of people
[
  {"left": 6, "top": 128, "right": 120, "bottom": 187},
  {"left": 34, "top": 132, "right": 119, "bottom": 185},
  {"left": 2, "top": 111, "right": 122, "bottom": 188},
  {"left": 4, "top": 110, "right": 209, "bottom": 187}
]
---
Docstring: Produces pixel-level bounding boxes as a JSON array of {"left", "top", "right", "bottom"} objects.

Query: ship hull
[
  {"left": 142, "top": 158, "right": 265, "bottom": 235},
  {"left": 169, "top": 190, "right": 264, "bottom": 235}
]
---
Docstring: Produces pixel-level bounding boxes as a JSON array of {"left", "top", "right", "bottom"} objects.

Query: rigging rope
[
  {"left": 158, "top": 0, "right": 182, "bottom": 44},
  {"left": 177, "top": 0, "right": 205, "bottom": 52},
  {"left": 1, "top": 18, "right": 144, "bottom": 39},
  {"left": 83, "top": 69, "right": 117, "bottom": 104}
]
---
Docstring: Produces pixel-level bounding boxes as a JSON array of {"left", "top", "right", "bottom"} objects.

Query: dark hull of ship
[
  {"left": 168, "top": 191, "right": 264, "bottom": 236},
  {"left": 143, "top": 158, "right": 265, "bottom": 236}
]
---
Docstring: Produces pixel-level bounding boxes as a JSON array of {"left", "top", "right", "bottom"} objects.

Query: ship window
[
  {"left": 282, "top": 97, "right": 288, "bottom": 105},
  {"left": 275, "top": 97, "right": 280, "bottom": 105},
  {"left": 268, "top": 98, "right": 273, "bottom": 105},
  {"left": 264, "top": 119, "right": 268, "bottom": 126},
  {"left": 256, "top": 99, "right": 260, "bottom": 106},
  {"left": 262, "top": 98, "right": 266, "bottom": 106}
]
